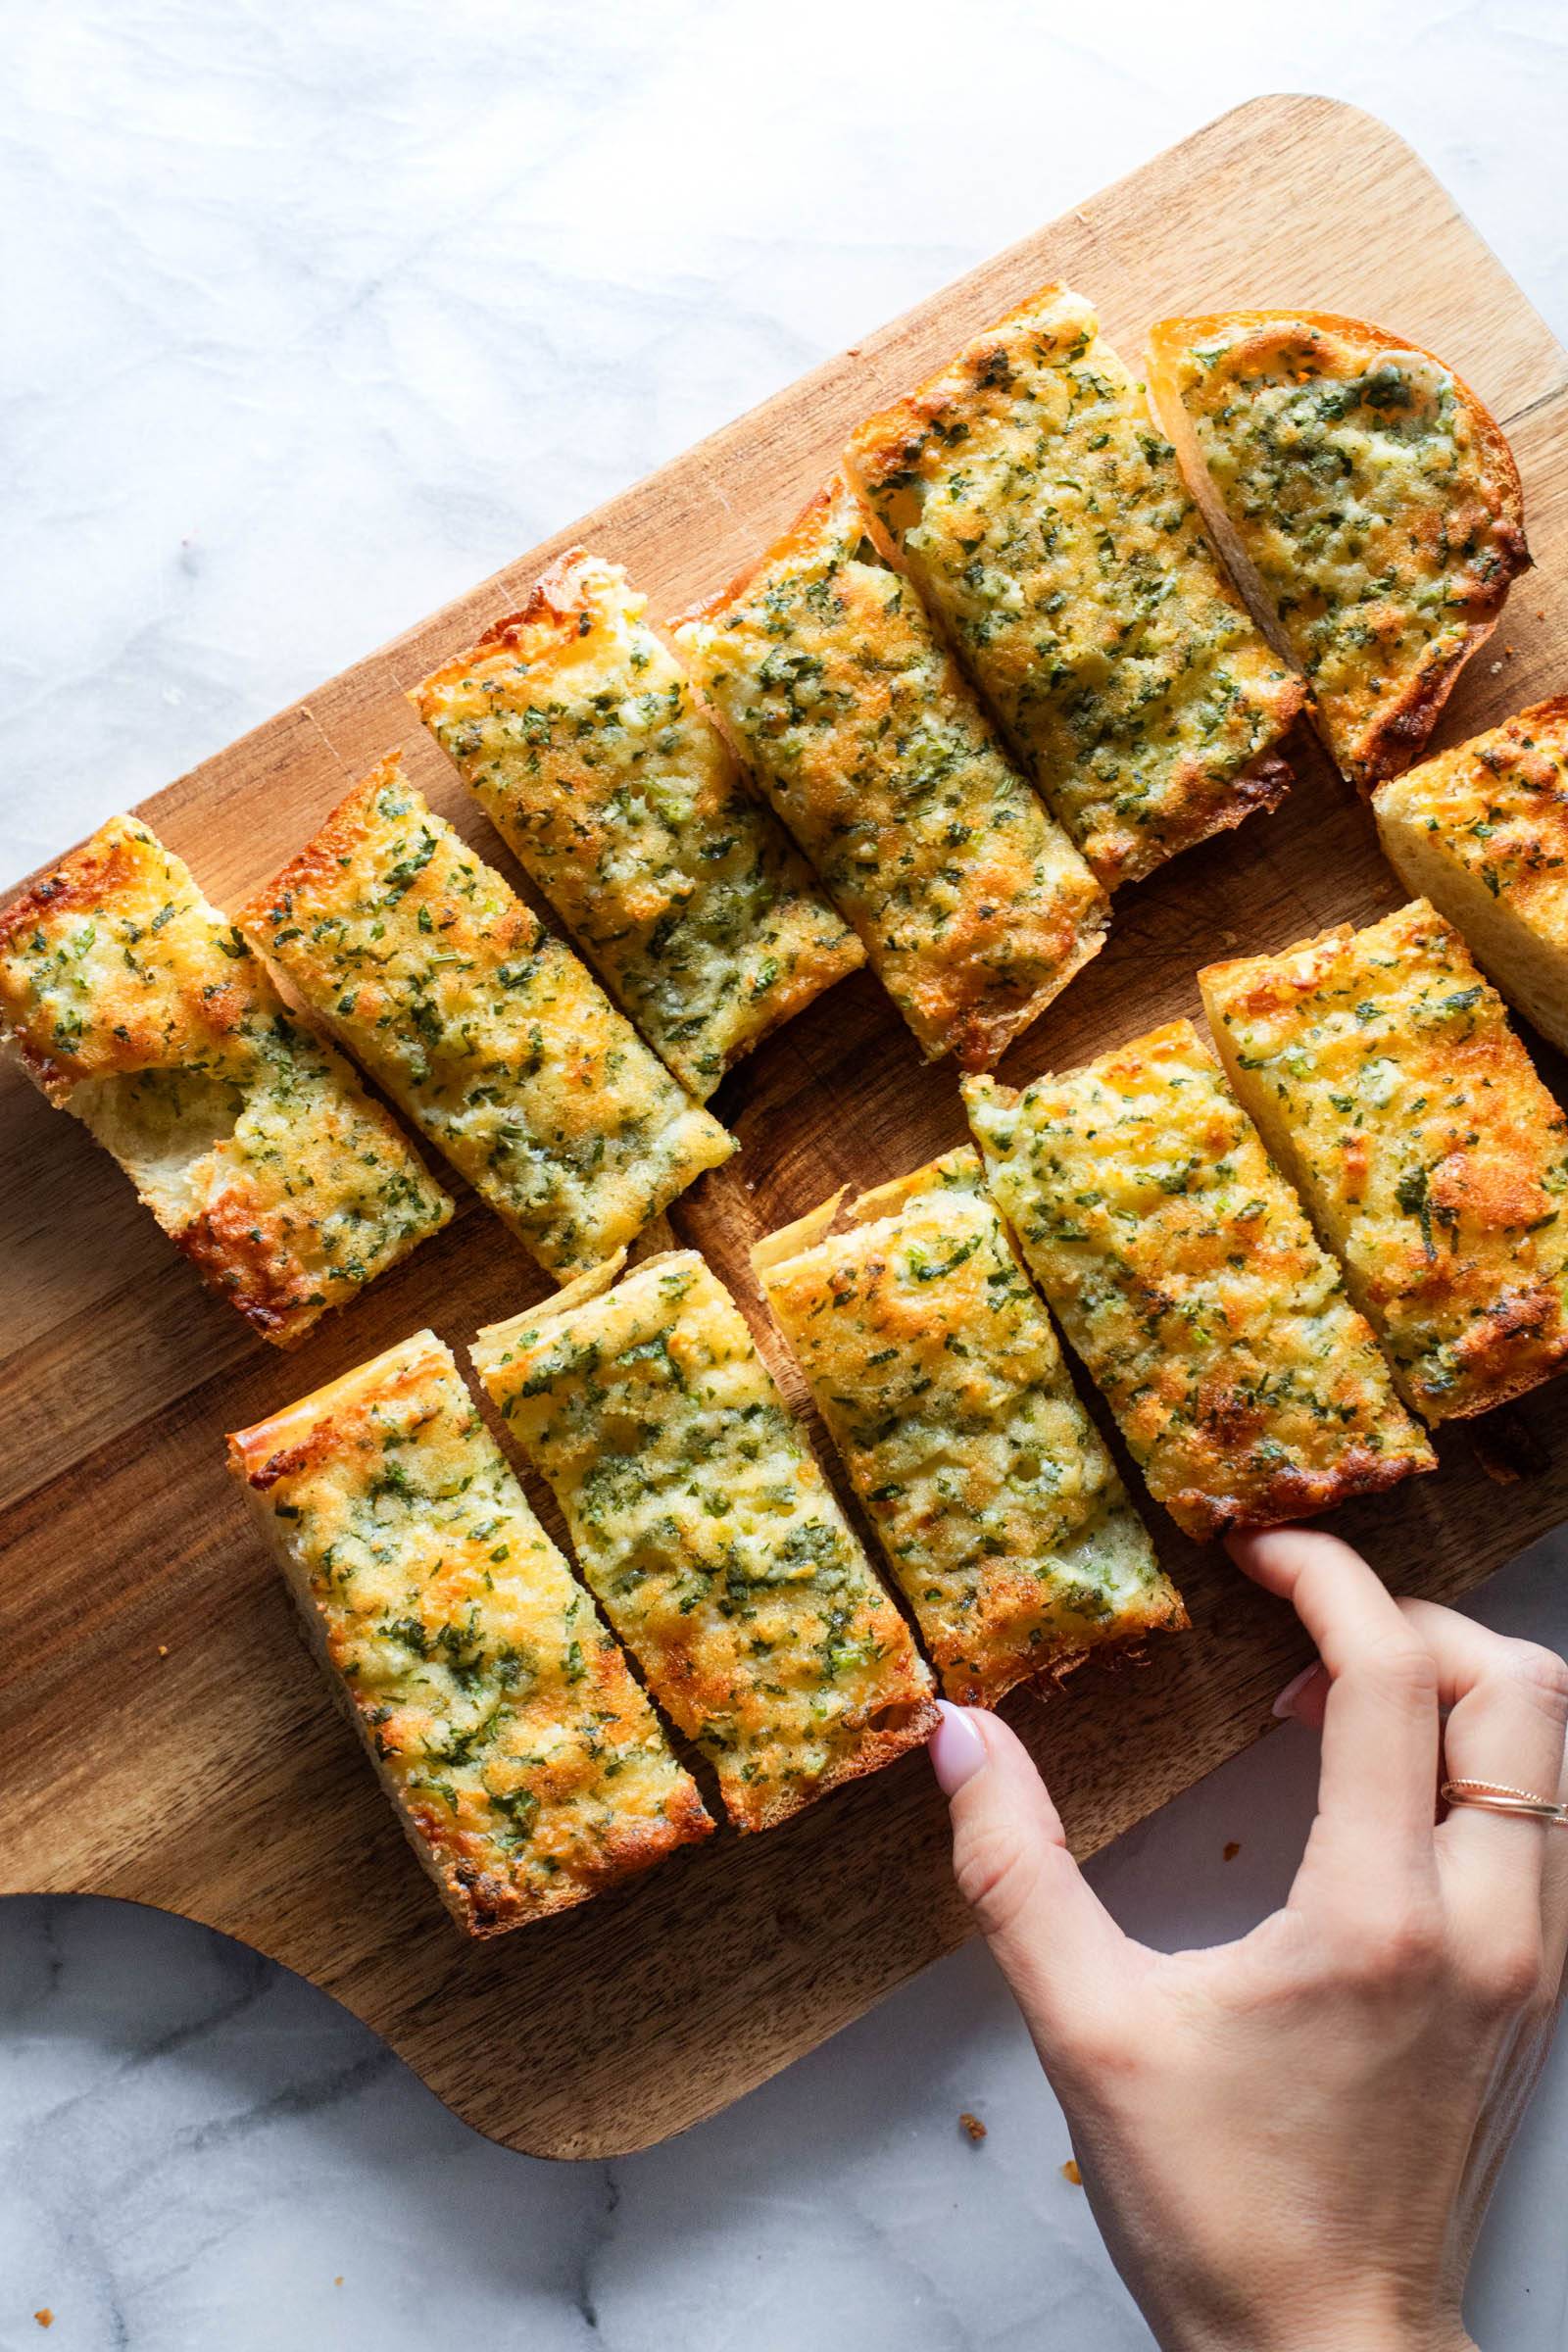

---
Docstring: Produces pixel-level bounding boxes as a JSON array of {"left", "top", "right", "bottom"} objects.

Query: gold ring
[{"left": 1442, "top": 1778, "right": 1568, "bottom": 1827}]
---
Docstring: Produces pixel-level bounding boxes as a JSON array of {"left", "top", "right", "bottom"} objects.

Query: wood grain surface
[{"left": 4, "top": 95, "right": 1568, "bottom": 2160}]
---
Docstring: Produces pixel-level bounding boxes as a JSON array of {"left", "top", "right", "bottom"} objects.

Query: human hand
[{"left": 929, "top": 1528, "right": 1568, "bottom": 2352}]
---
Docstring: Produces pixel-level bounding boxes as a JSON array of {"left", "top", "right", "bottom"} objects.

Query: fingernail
[
  {"left": 929, "top": 1700, "right": 988, "bottom": 1794},
  {"left": 1272, "top": 1662, "right": 1319, "bottom": 1721}
]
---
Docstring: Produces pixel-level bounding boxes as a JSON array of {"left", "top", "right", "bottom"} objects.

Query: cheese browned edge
[
  {"left": 1373, "top": 698, "right": 1568, "bottom": 1057},
  {"left": 673, "top": 471, "right": 1108, "bottom": 1070},
  {"left": 227, "top": 1327, "right": 712, "bottom": 1936},
  {"left": 411, "top": 548, "right": 864, "bottom": 1101},
  {"left": 963, "top": 1021, "right": 1436, "bottom": 1541},
  {"left": 846, "top": 283, "right": 1304, "bottom": 891},
  {"left": 0, "top": 814, "right": 453, "bottom": 1347},
  {"left": 753, "top": 1147, "right": 1185, "bottom": 1706},
  {"left": 470, "top": 1249, "right": 939, "bottom": 1831},
  {"left": 1146, "top": 310, "right": 1529, "bottom": 793},
  {"left": 1200, "top": 902, "right": 1568, "bottom": 1422},
  {"left": 237, "top": 757, "right": 735, "bottom": 1282}
]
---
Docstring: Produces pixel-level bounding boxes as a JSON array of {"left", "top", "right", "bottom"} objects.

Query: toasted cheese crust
[
  {"left": 675, "top": 474, "right": 1107, "bottom": 1068},
  {"left": 1373, "top": 699, "right": 1568, "bottom": 1056},
  {"left": 1147, "top": 311, "right": 1529, "bottom": 791},
  {"left": 239, "top": 760, "right": 735, "bottom": 1281},
  {"left": 228, "top": 1331, "right": 710, "bottom": 1935},
  {"left": 755, "top": 1148, "right": 1184, "bottom": 1705},
  {"left": 412, "top": 551, "right": 863, "bottom": 1101},
  {"left": 0, "top": 816, "right": 452, "bottom": 1345},
  {"left": 471, "top": 1250, "right": 938, "bottom": 1830},
  {"left": 1200, "top": 903, "right": 1568, "bottom": 1421},
  {"left": 963, "top": 1022, "right": 1434, "bottom": 1541},
  {"left": 846, "top": 284, "right": 1303, "bottom": 890}
]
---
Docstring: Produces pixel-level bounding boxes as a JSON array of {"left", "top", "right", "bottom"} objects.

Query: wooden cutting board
[{"left": 5, "top": 94, "right": 1568, "bottom": 2161}]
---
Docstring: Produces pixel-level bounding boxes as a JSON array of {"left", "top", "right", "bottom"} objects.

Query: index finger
[{"left": 1228, "top": 1527, "right": 1441, "bottom": 1905}]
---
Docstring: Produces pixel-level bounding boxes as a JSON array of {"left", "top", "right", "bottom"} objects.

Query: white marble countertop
[{"left": 4, "top": 5, "right": 1567, "bottom": 2345}]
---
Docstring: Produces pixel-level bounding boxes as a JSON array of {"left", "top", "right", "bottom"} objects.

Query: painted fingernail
[
  {"left": 1272, "top": 1662, "right": 1320, "bottom": 1721},
  {"left": 929, "top": 1700, "right": 988, "bottom": 1794}
]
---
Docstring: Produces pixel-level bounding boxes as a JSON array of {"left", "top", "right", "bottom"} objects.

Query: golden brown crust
[{"left": 1147, "top": 310, "right": 1529, "bottom": 792}]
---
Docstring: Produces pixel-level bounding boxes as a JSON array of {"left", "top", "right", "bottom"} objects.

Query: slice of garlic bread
[
  {"left": 675, "top": 473, "right": 1107, "bottom": 1069},
  {"left": 239, "top": 759, "right": 734, "bottom": 1281},
  {"left": 1147, "top": 311, "right": 1529, "bottom": 791},
  {"left": 963, "top": 1021, "right": 1434, "bottom": 1541},
  {"left": 846, "top": 283, "right": 1303, "bottom": 890},
  {"left": 1373, "top": 699, "right": 1568, "bottom": 1054},
  {"left": 1200, "top": 902, "right": 1568, "bottom": 1421},
  {"left": 228, "top": 1330, "right": 711, "bottom": 1935},
  {"left": 412, "top": 550, "right": 863, "bottom": 1100},
  {"left": 0, "top": 815, "right": 452, "bottom": 1345},
  {"left": 471, "top": 1250, "right": 938, "bottom": 1830},
  {"left": 754, "top": 1147, "right": 1184, "bottom": 1704}
]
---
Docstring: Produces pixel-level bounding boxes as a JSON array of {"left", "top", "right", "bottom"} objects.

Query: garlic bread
[
  {"left": 412, "top": 550, "right": 862, "bottom": 1100},
  {"left": 963, "top": 1021, "right": 1435, "bottom": 1540},
  {"left": 0, "top": 815, "right": 452, "bottom": 1346},
  {"left": 1147, "top": 310, "right": 1529, "bottom": 791},
  {"left": 239, "top": 759, "right": 735, "bottom": 1281},
  {"left": 1200, "top": 902, "right": 1568, "bottom": 1421},
  {"left": 846, "top": 284, "right": 1303, "bottom": 889},
  {"left": 471, "top": 1250, "right": 938, "bottom": 1830},
  {"left": 755, "top": 1148, "right": 1184, "bottom": 1704},
  {"left": 675, "top": 473, "right": 1107, "bottom": 1069},
  {"left": 228, "top": 1330, "right": 711, "bottom": 1935},
  {"left": 1373, "top": 699, "right": 1568, "bottom": 1054}
]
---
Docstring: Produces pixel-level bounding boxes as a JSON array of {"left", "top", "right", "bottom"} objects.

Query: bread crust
[
  {"left": 471, "top": 1249, "right": 938, "bottom": 1830},
  {"left": 1147, "top": 310, "right": 1529, "bottom": 792},
  {"left": 229, "top": 1330, "right": 712, "bottom": 1936}
]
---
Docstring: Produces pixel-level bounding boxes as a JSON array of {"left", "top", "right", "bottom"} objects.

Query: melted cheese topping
[
  {"left": 1200, "top": 903, "right": 1568, "bottom": 1421},
  {"left": 1373, "top": 699, "right": 1568, "bottom": 1055},
  {"left": 0, "top": 816, "right": 452, "bottom": 1346},
  {"left": 757, "top": 1149, "right": 1182, "bottom": 1704},
  {"left": 847, "top": 284, "right": 1303, "bottom": 890},
  {"left": 239, "top": 760, "right": 735, "bottom": 1280},
  {"left": 676, "top": 474, "right": 1107, "bottom": 1069},
  {"left": 1148, "top": 312, "right": 1528, "bottom": 788},
  {"left": 472, "top": 1250, "right": 936, "bottom": 1831},
  {"left": 413, "top": 550, "right": 863, "bottom": 1100},
  {"left": 229, "top": 1331, "right": 710, "bottom": 1935},
  {"left": 964, "top": 1022, "right": 1434, "bottom": 1540}
]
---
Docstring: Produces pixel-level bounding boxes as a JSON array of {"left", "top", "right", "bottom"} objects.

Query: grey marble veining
[{"left": 4, "top": 4, "right": 1568, "bottom": 2345}]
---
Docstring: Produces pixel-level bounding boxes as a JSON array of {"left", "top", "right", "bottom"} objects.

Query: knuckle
[
  {"left": 1358, "top": 1637, "right": 1440, "bottom": 1711},
  {"left": 1348, "top": 1902, "right": 1446, "bottom": 1991},
  {"left": 1463, "top": 1930, "right": 1547, "bottom": 2019},
  {"left": 953, "top": 1821, "right": 1044, "bottom": 1944},
  {"left": 1498, "top": 1639, "right": 1568, "bottom": 1715}
]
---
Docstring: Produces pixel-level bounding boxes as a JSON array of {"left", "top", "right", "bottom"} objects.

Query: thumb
[{"left": 930, "top": 1701, "right": 1135, "bottom": 2048}]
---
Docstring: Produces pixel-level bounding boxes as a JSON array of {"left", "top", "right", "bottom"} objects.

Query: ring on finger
[{"left": 1442, "top": 1778, "right": 1568, "bottom": 1827}]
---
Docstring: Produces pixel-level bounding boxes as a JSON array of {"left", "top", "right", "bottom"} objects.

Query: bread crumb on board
[
  {"left": 958, "top": 2111, "right": 987, "bottom": 2143},
  {"left": 1060, "top": 2157, "right": 1082, "bottom": 2186},
  {"left": 1223, "top": 1840, "right": 1241, "bottom": 1862},
  {"left": 35, "top": 2315, "right": 54, "bottom": 2331}
]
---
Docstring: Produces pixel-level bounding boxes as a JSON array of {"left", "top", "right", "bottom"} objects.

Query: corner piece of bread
[
  {"left": 1147, "top": 310, "right": 1529, "bottom": 793},
  {"left": 227, "top": 1327, "right": 711, "bottom": 1936},
  {"left": 1373, "top": 698, "right": 1568, "bottom": 1056}
]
